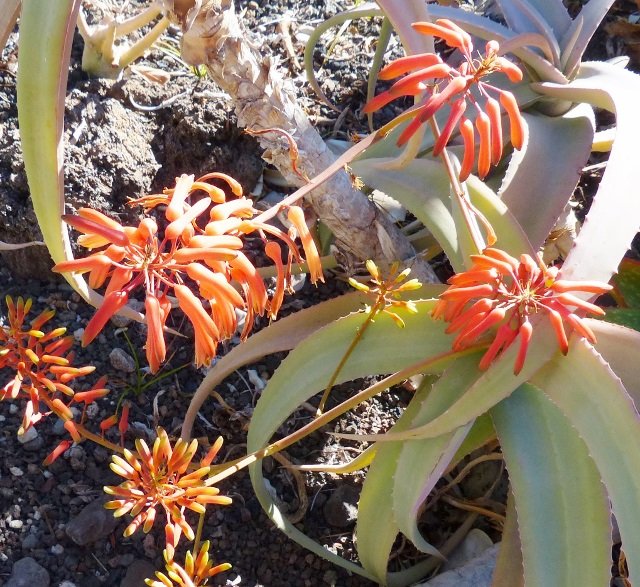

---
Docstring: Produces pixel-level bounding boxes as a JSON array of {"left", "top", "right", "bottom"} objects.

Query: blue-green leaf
[
  {"left": 531, "top": 340, "right": 640, "bottom": 584},
  {"left": 532, "top": 62, "right": 640, "bottom": 285},
  {"left": 498, "top": 104, "right": 595, "bottom": 251},
  {"left": 492, "top": 384, "right": 611, "bottom": 587}
]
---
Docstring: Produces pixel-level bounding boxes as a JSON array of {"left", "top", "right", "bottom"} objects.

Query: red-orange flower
[
  {"left": 365, "top": 19, "right": 525, "bottom": 180},
  {"left": 432, "top": 248, "right": 612, "bottom": 374},
  {"left": 0, "top": 296, "right": 108, "bottom": 441},
  {"left": 104, "top": 428, "right": 231, "bottom": 558},
  {"left": 145, "top": 541, "right": 231, "bottom": 587},
  {"left": 54, "top": 173, "right": 324, "bottom": 371}
]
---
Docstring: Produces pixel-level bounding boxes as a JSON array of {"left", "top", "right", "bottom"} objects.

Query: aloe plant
[{"left": 181, "top": 1, "right": 640, "bottom": 585}]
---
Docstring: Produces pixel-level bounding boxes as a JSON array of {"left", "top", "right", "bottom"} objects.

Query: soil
[{"left": 0, "top": 1, "right": 635, "bottom": 587}]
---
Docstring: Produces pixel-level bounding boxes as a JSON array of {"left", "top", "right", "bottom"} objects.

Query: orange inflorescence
[
  {"left": 364, "top": 19, "right": 526, "bottom": 180},
  {"left": 0, "top": 296, "right": 108, "bottom": 451},
  {"left": 54, "top": 172, "right": 324, "bottom": 372},
  {"left": 104, "top": 428, "right": 231, "bottom": 559},
  {"left": 432, "top": 248, "right": 612, "bottom": 374},
  {"left": 145, "top": 541, "right": 231, "bottom": 587}
]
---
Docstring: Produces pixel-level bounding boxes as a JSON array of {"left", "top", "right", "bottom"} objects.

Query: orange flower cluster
[
  {"left": 365, "top": 19, "right": 525, "bottom": 180},
  {"left": 104, "top": 427, "right": 231, "bottom": 559},
  {"left": 54, "top": 173, "right": 323, "bottom": 372},
  {"left": 145, "top": 541, "right": 231, "bottom": 587},
  {"left": 0, "top": 296, "right": 108, "bottom": 454},
  {"left": 432, "top": 248, "right": 612, "bottom": 374}
]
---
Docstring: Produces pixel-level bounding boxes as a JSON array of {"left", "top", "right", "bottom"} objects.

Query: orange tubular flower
[
  {"left": 54, "top": 173, "right": 323, "bottom": 372},
  {"left": 432, "top": 249, "right": 612, "bottom": 374},
  {"left": 365, "top": 19, "right": 526, "bottom": 180},
  {"left": 145, "top": 541, "right": 231, "bottom": 587},
  {"left": 0, "top": 296, "right": 108, "bottom": 442},
  {"left": 104, "top": 428, "right": 231, "bottom": 554}
]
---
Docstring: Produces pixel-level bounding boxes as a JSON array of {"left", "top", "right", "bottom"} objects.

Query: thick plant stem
[{"left": 162, "top": 0, "right": 439, "bottom": 284}]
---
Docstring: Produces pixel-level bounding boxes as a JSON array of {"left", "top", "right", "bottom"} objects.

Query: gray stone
[
  {"left": 65, "top": 497, "right": 118, "bottom": 545},
  {"left": 5, "top": 557, "right": 50, "bottom": 587},
  {"left": 120, "top": 559, "right": 157, "bottom": 587},
  {"left": 109, "top": 348, "right": 136, "bottom": 373},
  {"left": 323, "top": 484, "right": 359, "bottom": 528},
  {"left": 440, "top": 529, "right": 493, "bottom": 572},
  {"left": 414, "top": 544, "right": 500, "bottom": 587},
  {"left": 21, "top": 533, "right": 40, "bottom": 550}
]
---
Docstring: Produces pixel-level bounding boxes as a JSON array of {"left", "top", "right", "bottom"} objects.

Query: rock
[
  {"left": 5, "top": 557, "right": 50, "bottom": 587},
  {"left": 21, "top": 533, "right": 39, "bottom": 550},
  {"left": 65, "top": 497, "right": 118, "bottom": 545},
  {"left": 120, "top": 559, "right": 157, "bottom": 587},
  {"left": 323, "top": 484, "right": 359, "bottom": 528},
  {"left": 415, "top": 543, "right": 500, "bottom": 587},
  {"left": 17, "top": 427, "right": 38, "bottom": 444},
  {"left": 109, "top": 348, "right": 136, "bottom": 373},
  {"left": 440, "top": 529, "right": 493, "bottom": 572}
]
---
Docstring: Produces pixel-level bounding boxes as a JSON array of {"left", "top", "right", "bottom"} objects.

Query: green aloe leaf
[
  {"left": 532, "top": 61, "right": 640, "bottom": 285},
  {"left": 531, "top": 340, "right": 640, "bottom": 584},
  {"left": 498, "top": 104, "right": 595, "bottom": 251},
  {"left": 17, "top": 0, "right": 79, "bottom": 267},
  {"left": 247, "top": 302, "right": 456, "bottom": 579},
  {"left": 392, "top": 354, "right": 483, "bottom": 559},
  {"left": 492, "top": 384, "right": 611, "bottom": 587},
  {"left": 336, "top": 320, "right": 558, "bottom": 443},
  {"left": 496, "top": 0, "right": 571, "bottom": 39},
  {"left": 491, "top": 492, "right": 524, "bottom": 587},
  {"left": 584, "top": 319, "right": 640, "bottom": 404},
  {"left": 351, "top": 159, "right": 533, "bottom": 272},
  {"left": 17, "top": 0, "right": 144, "bottom": 324},
  {"left": 356, "top": 381, "right": 433, "bottom": 584},
  {"left": 425, "top": 5, "right": 567, "bottom": 83}
]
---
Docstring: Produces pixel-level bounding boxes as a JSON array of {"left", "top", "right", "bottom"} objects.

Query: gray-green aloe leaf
[
  {"left": 531, "top": 339, "right": 640, "bottom": 584},
  {"left": 492, "top": 384, "right": 611, "bottom": 587},
  {"left": 391, "top": 353, "right": 483, "bottom": 560},
  {"left": 498, "top": 104, "right": 595, "bottom": 251},
  {"left": 532, "top": 61, "right": 640, "bottom": 285}
]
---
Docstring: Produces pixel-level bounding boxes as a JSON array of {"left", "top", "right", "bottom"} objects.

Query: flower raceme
[
  {"left": 0, "top": 296, "right": 108, "bottom": 451},
  {"left": 104, "top": 427, "right": 231, "bottom": 559},
  {"left": 432, "top": 248, "right": 612, "bottom": 374},
  {"left": 54, "top": 173, "right": 324, "bottom": 372},
  {"left": 145, "top": 542, "right": 231, "bottom": 587},
  {"left": 364, "top": 19, "right": 526, "bottom": 180}
]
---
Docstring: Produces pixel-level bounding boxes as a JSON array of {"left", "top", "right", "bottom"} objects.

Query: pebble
[
  {"left": 10, "top": 466, "right": 24, "bottom": 477},
  {"left": 109, "top": 347, "right": 136, "bottom": 373},
  {"left": 65, "top": 497, "right": 119, "bottom": 545},
  {"left": 5, "top": 557, "right": 50, "bottom": 587},
  {"left": 21, "top": 533, "right": 39, "bottom": 550},
  {"left": 9, "top": 519, "right": 24, "bottom": 529},
  {"left": 17, "top": 427, "right": 38, "bottom": 444},
  {"left": 415, "top": 543, "right": 500, "bottom": 587},
  {"left": 322, "top": 484, "right": 359, "bottom": 527},
  {"left": 50, "top": 544, "right": 64, "bottom": 555},
  {"left": 441, "top": 529, "right": 493, "bottom": 572}
]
